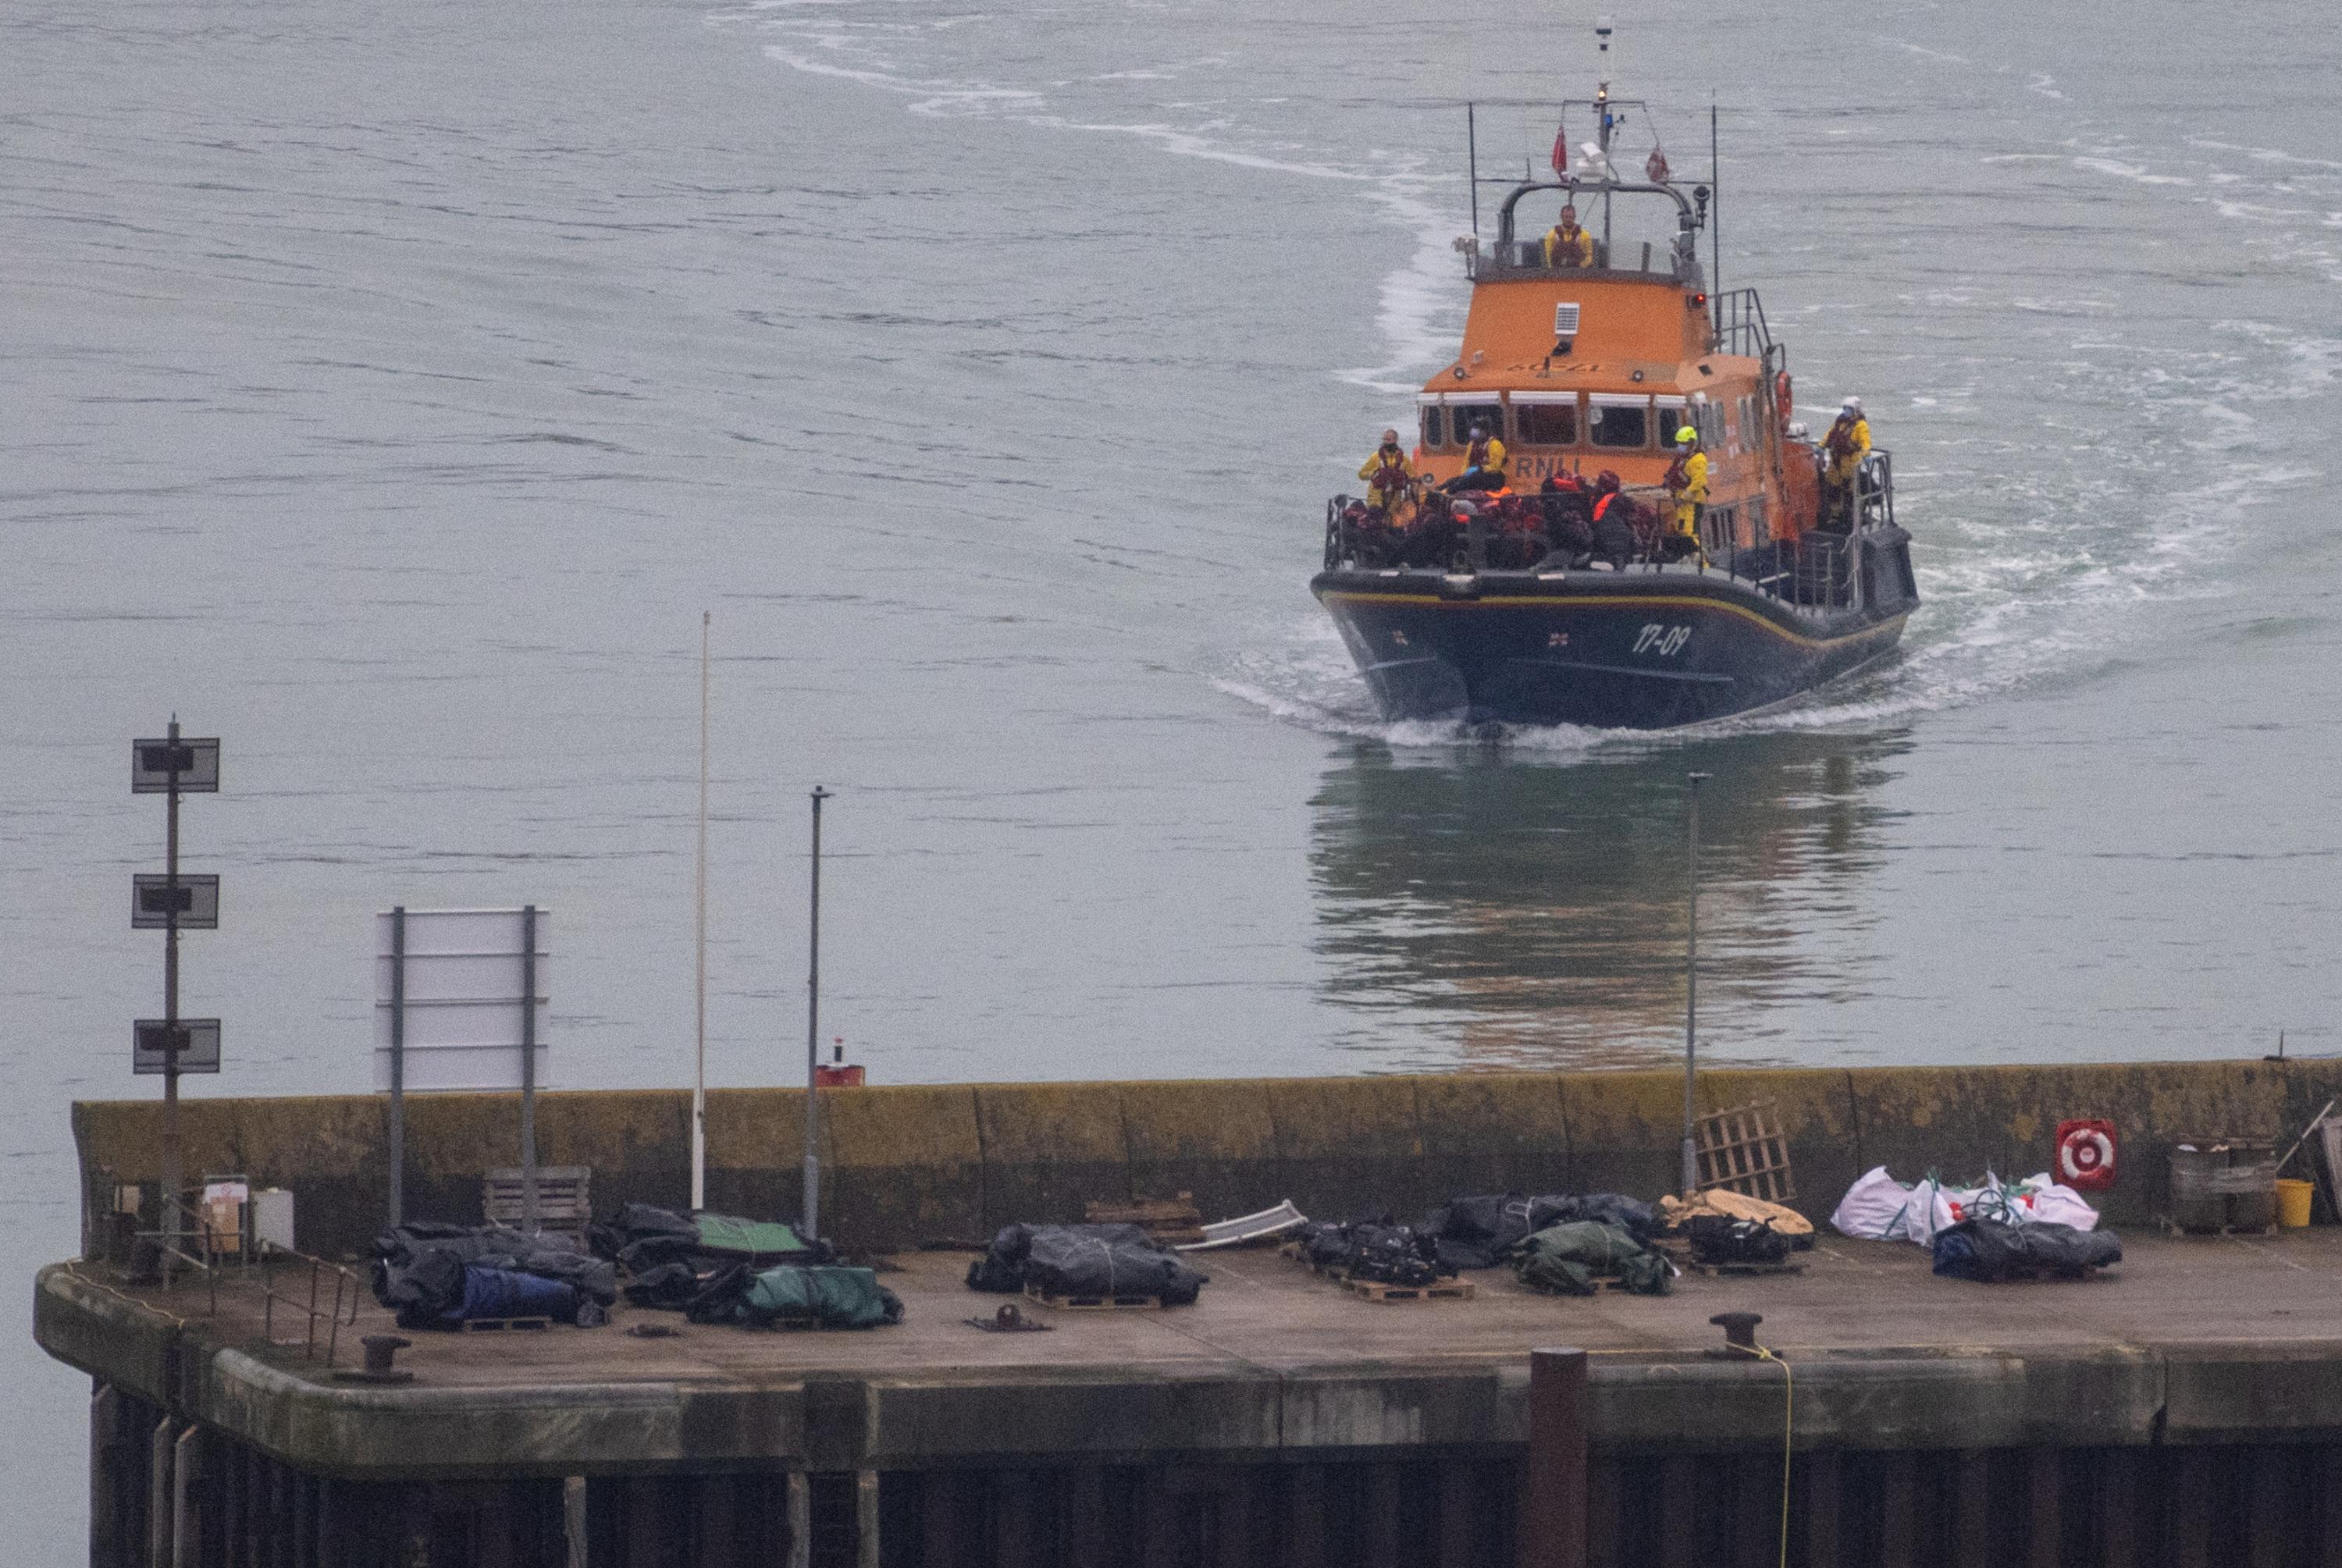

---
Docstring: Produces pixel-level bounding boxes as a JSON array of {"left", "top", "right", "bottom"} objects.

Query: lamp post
[
  {"left": 803, "top": 787, "right": 832, "bottom": 1239},
  {"left": 1681, "top": 770, "right": 1711, "bottom": 1198}
]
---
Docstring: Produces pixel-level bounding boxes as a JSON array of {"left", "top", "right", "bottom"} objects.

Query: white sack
[
  {"left": 1830, "top": 1165, "right": 1917, "bottom": 1239},
  {"left": 2013, "top": 1172, "right": 2102, "bottom": 1231}
]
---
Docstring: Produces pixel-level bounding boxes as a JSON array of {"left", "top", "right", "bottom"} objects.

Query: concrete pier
[{"left": 38, "top": 1058, "right": 2342, "bottom": 1565}]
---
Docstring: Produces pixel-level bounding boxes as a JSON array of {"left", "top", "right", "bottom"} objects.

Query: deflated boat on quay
[{"left": 1312, "top": 56, "right": 1917, "bottom": 731}]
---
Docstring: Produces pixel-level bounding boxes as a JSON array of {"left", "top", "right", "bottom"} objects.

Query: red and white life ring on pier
[{"left": 2055, "top": 1119, "right": 2117, "bottom": 1192}]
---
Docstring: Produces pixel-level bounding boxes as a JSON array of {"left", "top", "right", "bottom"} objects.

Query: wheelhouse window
[
  {"left": 1655, "top": 398, "right": 1688, "bottom": 448},
  {"left": 1450, "top": 403, "right": 1504, "bottom": 446},
  {"left": 1514, "top": 396, "right": 1579, "bottom": 446},
  {"left": 1589, "top": 396, "right": 1650, "bottom": 450},
  {"left": 1419, "top": 404, "right": 1445, "bottom": 449}
]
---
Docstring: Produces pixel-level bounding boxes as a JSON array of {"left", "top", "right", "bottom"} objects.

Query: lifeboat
[{"left": 1312, "top": 55, "right": 1917, "bottom": 730}]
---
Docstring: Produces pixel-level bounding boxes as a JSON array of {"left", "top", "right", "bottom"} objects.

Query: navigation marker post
[
  {"left": 803, "top": 787, "right": 832, "bottom": 1240},
  {"left": 1681, "top": 770, "right": 1710, "bottom": 1197},
  {"left": 131, "top": 721, "right": 222, "bottom": 1277}
]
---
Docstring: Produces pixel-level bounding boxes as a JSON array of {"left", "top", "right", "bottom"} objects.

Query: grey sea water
[{"left": 7, "top": 0, "right": 2341, "bottom": 1551}]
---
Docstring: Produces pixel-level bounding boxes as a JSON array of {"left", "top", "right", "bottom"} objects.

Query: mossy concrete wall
[{"left": 72, "top": 1059, "right": 2342, "bottom": 1260}]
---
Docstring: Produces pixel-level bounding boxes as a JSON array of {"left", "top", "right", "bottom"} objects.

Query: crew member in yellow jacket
[
  {"left": 1665, "top": 426, "right": 1709, "bottom": 546},
  {"left": 1542, "top": 205, "right": 1595, "bottom": 268},
  {"left": 1822, "top": 397, "right": 1870, "bottom": 527},
  {"left": 1357, "top": 430, "right": 1416, "bottom": 520},
  {"left": 1447, "top": 425, "right": 1509, "bottom": 493}
]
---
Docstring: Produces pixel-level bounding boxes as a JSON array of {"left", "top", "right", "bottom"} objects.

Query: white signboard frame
[{"left": 374, "top": 908, "right": 550, "bottom": 1093}]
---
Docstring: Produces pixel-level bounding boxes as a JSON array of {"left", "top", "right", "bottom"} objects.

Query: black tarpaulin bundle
[
  {"left": 1681, "top": 1214, "right": 1793, "bottom": 1268},
  {"left": 1420, "top": 1193, "right": 1663, "bottom": 1270},
  {"left": 1293, "top": 1219, "right": 1450, "bottom": 1285},
  {"left": 1931, "top": 1218, "right": 2123, "bottom": 1282},
  {"left": 371, "top": 1222, "right": 618, "bottom": 1329},
  {"left": 965, "top": 1224, "right": 1209, "bottom": 1305},
  {"left": 589, "top": 1204, "right": 831, "bottom": 1277}
]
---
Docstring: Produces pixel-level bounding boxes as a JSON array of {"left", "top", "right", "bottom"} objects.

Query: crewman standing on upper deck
[
  {"left": 1822, "top": 397, "right": 1871, "bottom": 528},
  {"left": 1542, "top": 204, "right": 1595, "bottom": 268}
]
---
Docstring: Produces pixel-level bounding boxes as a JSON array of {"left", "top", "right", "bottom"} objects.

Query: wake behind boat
[{"left": 1312, "top": 35, "right": 1917, "bottom": 730}]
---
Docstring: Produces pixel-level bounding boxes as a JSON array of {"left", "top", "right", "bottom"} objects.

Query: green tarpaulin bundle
[
  {"left": 1514, "top": 1221, "right": 1673, "bottom": 1296},
  {"left": 694, "top": 1264, "right": 904, "bottom": 1329},
  {"left": 692, "top": 1214, "right": 815, "bottom": 1260}
]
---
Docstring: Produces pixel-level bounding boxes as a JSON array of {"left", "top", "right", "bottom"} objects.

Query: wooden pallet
[
  {"left": 1340, "top": 1276, "right": 1475, "bottom": 1303},
  {"left": 1024, "top": 1283, "right": 1165, "bottom": 1311},
  {"left": 1681, "top": 1260, "right": 1806, "bottom": 1278},
  {"left": 1084, "top": 1192, "right": 1207, "bottom": 1247},
  {"left": 457, "top": 1315, "right": 551, "bottom": 1333},
  {"left": 482, "top": 1165, "right": 592, "bottom": 1240},
  {"left": 1695, "top": 1102, "right": 1795, "bottom": 1204},
  {"left": 2164, "top": 1220, "right": 2276, "bottom": 1239}
]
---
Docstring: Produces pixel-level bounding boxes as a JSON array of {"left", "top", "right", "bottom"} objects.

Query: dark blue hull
[{"left": 1312, "top": 529, "right": 1917, "bottom": 729}]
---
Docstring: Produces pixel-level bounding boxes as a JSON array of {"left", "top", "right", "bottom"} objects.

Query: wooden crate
[
  {"left": 1695, "top": 1103, "right": 1796, "bottom": 1204},
  {"left": 482, "top": 1166, "right": 592, "bottom": 1238}
]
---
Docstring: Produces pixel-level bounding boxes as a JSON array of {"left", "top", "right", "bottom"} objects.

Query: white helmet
[{"left": 1842, "top": 396, "right": 1863, "bottom": 414}]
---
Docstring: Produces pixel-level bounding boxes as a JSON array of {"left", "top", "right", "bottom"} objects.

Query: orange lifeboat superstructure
[{"left": 1312, "top": 66, "right": 1917, "bottom": 730}]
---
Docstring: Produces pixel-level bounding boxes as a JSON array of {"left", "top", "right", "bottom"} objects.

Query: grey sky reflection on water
[{"left": 1308, "top": 728, "right": 1917, "bottom": 1071}]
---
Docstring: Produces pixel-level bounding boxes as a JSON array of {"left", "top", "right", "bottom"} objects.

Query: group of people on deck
[
  {"left": 1350, "top": 419, "right": 1710, "bottom": 571},
  {"left": 1346, "top": 394, "right": 1874, "bottom": 568}
]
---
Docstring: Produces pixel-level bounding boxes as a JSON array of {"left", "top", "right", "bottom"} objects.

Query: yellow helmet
[{"left": 1675, "top": 426, "right": 1698, "bottom": 446}]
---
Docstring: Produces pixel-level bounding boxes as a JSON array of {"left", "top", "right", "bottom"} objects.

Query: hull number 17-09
[{"left": 1634, "top": 624, "right": 1692, "bottom": 656}]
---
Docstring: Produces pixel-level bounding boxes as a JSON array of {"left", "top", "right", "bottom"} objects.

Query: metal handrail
[
  {"left": 1710, "top": 288, "right": 1773, "bottom": 358},
  {"left": 1323, "top": 495, "right": 1870, "bottom": 612},
  {"left": 253, "top": 1241, "right": 365, "bottom": 1367},
  {"left": 133, "top": 1195, "right": 222, "bottom": 1313},
  {"left": 128, "top": 1194, "right": 364, "bottom": 1364}
]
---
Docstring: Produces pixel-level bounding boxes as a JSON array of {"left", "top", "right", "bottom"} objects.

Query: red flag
[
  {"left": 1551, "top": 125, "right": 1568, "bottom": 176},
  {"left": 1646, "top": 147, "right": 1671, "bottom": 183}
]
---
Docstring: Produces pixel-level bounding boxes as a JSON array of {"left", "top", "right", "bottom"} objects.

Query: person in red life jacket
[
  {"left": 1443, "top": 424, "right": 1510, "bottom": 493},
  {"left": 1542, "top": 205, "right": 1594, "bottom": 268},
  {"left": 1539, "top": 473, "right": 1595, "bottom": 558},
  {"left": 1355, "top": 428, "right": 1417, "bottom": 522},
  {"left": 1588, "top": 471, "right": 1636, "bottom": 568}
]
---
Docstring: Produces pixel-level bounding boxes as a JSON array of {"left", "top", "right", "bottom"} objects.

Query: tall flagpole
[{"left": 692, "top": 612, "right": 710, "bottom": 1212}]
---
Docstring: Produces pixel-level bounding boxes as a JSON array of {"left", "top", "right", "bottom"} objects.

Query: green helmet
[{"left": 1675, "top": 426, "right": 1698, "bottom": 446}]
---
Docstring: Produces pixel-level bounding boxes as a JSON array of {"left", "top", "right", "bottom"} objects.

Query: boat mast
[{"left": 1595, "top": 16, "right": 1614, "bottom": 259}]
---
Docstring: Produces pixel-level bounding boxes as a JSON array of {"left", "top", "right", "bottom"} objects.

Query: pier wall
[{"left": 71, "top": 1058, "right": 2334, "bottom": 1258}]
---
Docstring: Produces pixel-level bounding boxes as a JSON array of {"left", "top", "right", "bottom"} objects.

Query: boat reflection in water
[{"left": 1308, "top": 728, "right": 1913, "bottom": 1071}]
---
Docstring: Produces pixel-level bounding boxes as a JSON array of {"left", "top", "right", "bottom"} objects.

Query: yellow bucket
[{"left": 2276, "top": 1178, "right": 2315, "bottom": 1229}]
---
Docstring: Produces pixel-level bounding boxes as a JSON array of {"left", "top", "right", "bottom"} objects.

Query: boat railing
[
  {"left": 1322, "top": 485, "right": 1876, "bottom": 614},
  {"left": 1710, "top": 288, "right": 1773, "bottom": 359},
  {"left": 1856, "top": 449, "right": 1895, "bottom": 531},
  {"left": 1468, "top": 243, "right": 1699, "bottom": 284}
]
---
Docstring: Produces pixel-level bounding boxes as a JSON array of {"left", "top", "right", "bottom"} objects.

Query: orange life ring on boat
[
  {"left": 1774, "top": 371, "right": 1794, "bottom": 424},
  {"left": 2055, "top": 1119, "right": 2117, "bottom": 1193}
]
